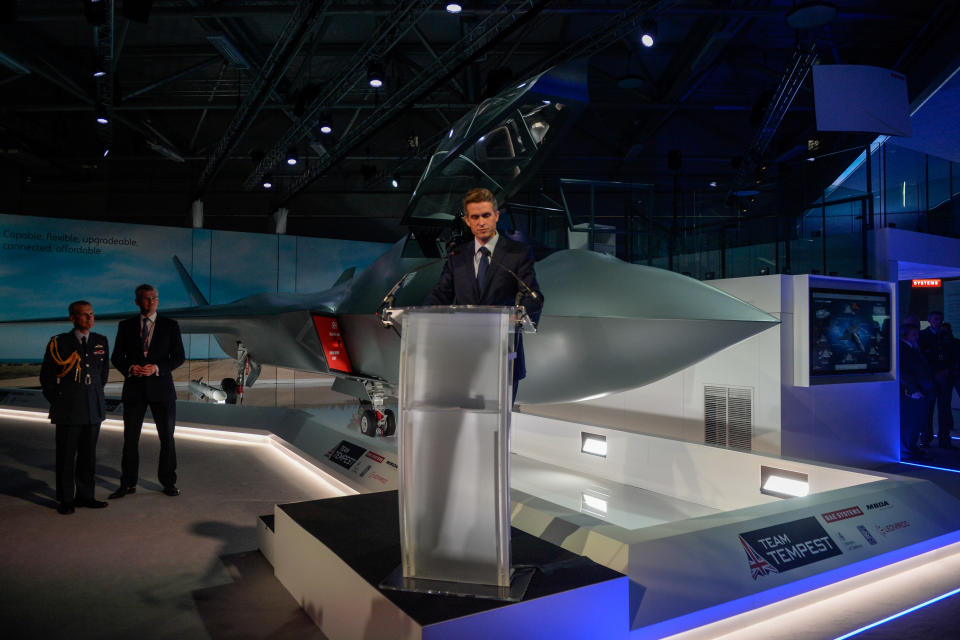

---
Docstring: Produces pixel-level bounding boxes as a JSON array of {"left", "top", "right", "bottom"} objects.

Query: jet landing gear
[
  {"left": 355, "top": 379, "right": 396, "bottom": 438},
  {"left": 358, "top": 403, "right": 396, "bottom": 438}
]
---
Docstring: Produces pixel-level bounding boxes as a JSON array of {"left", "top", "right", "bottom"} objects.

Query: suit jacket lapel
[
  {"left": 481, "top": 239, "right": 509, "bottom": 303},
  {"left": 464, "top": 250, "right": 481, "bottom": 303},
  {"left": 63, "top": 332, "right": 80, "bottom": 356}
]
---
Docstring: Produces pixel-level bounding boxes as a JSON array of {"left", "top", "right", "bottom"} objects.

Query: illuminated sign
[
  {"left": 912, "top": 279, "right": 941, "bottom": 288},
  {"left": 312, "top": 315, "right": 354, "bottom": 373}
]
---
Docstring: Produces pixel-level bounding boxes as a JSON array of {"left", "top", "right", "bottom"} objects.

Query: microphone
[
  {"left": 488, "top": 260, "right": 540, "bottom": 303},
  {"left": 378, "top": 258, "right": 442, "bottom": 327},
  {"left": 485, "top": 259, "right": 541, "bottom": 330}
]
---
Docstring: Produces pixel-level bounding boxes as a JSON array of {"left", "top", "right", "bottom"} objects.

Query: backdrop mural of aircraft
[{"left": 2, "top": 62, "right": 778, "bottom": 437}]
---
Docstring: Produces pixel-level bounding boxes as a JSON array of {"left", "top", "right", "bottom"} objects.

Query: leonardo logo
[{"left": 865, "top": 500, "right": 891, "bottom": 511}]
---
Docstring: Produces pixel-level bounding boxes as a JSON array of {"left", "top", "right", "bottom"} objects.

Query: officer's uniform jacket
[{"left": 39, "top": 331, "right": 110, "bottom": 425}]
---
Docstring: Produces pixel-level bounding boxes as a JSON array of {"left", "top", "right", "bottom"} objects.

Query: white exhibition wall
[{"left": 527, "top": 274, "right": 900, "bottom": 468}]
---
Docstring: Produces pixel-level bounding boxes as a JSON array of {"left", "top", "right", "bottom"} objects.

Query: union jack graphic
[{"left": 739, "top": 535, "right": 780, "bottom": 580}]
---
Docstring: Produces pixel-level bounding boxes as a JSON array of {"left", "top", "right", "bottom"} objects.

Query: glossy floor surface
[{"left": 0, "top": 414, "right": 335, "bottom": 640}]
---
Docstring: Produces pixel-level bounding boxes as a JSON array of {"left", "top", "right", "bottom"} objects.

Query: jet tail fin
[
  {"left": 332, "top": 266, "right": 356, "bottom": 287},
  {"left": 172, "top": 256, "right": 210, "bottom": 306}
]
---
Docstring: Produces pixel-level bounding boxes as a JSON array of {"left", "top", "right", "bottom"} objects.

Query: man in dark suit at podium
[
  {"left": 424, "top": 188, "right": 543, "bottom": 399},
  {"left": 110, "top": 284, "right": 185, "bottom": 498}
]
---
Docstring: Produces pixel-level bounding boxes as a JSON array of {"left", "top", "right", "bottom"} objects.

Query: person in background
[
  {"left": 39, "top": 301, "right": 110, "bottom": 514},
  {"left": 899, "top": 322, "right": 932, "bottom": 461},
  {"left": 919, "top": 310, "right": 955, "bottom": 449},
  {"left": 941, "top": 322, "right": 959, "bottom": 429}
]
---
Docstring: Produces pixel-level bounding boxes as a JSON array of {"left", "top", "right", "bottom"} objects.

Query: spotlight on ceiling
[
  {"left": 285, "top": 148, "right": 298, "bottom": 166},
  {"left": 391, "top": 178, "right": 399, "bottom": 189},
  {"left": 95, "top": 112, "right": 109, "bottom": 125},
  {"left": 368, "top": 62, "right": 384, "bottom": 89},
  {"left": 709, "top": 180, "right": 718, "bottom": 188},
  {"left": 262, "top": 175, "right": 274, "bottom": 190},
  {"left": 445, "top": 2, "right": 463, "bottom": 12},
  {"left": 102, "top": 148, "right": 110, "bottom": 158},
  {"left": 318, "top": 114, "right": 333, "bottom": 135},
  {"left": 640, "top": 18, "right": 657, "bottom": 48}
]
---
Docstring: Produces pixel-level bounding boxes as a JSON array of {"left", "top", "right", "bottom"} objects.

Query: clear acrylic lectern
[{"left": 380, "top": 305, "right": 534, "bottom": 601}]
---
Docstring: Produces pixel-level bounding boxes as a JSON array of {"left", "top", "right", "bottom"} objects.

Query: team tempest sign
[{"left": 738, "top": 517, "right": 842, "bottom": 580}]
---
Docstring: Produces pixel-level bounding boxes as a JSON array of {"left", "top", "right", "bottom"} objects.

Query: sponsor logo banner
[
  {"left": 876, "top": 520, "right": 910, "bottom": 537},
  {"left": 865, "top": 500, "right": 891, "bottom": 511},
  {"left": 325, "top": 440, "right": 367, "bottom": 470},
  {"left": 822, "top": 506, "right": 864, "bottom": 523},
  {"left": 833, "top": 530, "right": 863, "bottom": 551},
  {"left": 857, "top": 524, "right": 878, "bottom": 545},
  {"left": 739, "top": 517, "right": 842, "bottom": 580},
  {"left": 364, "top": 451, "right": 385, "bottom": 464}
]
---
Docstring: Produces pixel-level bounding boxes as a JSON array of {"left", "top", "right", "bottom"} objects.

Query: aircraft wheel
[
  {"left": 383, "top": 409, "right": 396, "bottom": 437},
  {"left": 359, "top": 409, "right": 378, "bottom": 437}
]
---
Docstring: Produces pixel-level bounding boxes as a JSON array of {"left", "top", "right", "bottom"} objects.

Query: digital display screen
[
  {"left": 810, "top": 288, "right": 891, "bottom": 377},
  {"left": 312, "top": 315, "right": 353, "bottom": 374}
]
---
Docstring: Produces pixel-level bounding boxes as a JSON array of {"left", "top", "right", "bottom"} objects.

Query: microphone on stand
[
  {"left": 377, "top": 257, "right": 447, "bottom": 328},
  {"left": 486, "top": 260, "right": 541, "bottom": 330}
]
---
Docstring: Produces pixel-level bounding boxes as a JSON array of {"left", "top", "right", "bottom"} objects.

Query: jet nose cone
[
  {"left": 519, "top": 251, "right": 779, "bottom": 404},
  {"left": 536, "top": 250, "right": 777, "bottom": 323}
]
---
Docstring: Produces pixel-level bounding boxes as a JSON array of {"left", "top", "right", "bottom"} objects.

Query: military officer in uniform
[{"left": 39, "top": 300, "right": 111, "bottom": 515}]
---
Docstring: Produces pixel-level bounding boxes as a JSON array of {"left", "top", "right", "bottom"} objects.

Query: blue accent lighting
[{"left": 832, "top": 586, "right": 960, "bottom": 639}]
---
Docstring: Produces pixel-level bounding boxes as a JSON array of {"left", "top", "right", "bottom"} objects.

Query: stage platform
[
  {"left": 6, "top": 388, "right": 960, "bottom": 638},
  {"left": 260, "top": 490, "right": 627, "bottom": 640}
]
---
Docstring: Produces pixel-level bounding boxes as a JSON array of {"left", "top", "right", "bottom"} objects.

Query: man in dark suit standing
[
  {"left": 40, "top": 300, "right": 110, "bottom": 514},
  {"left": 110, "top": 284, "right": 185, "bottom": 498},
  {"left": 919, "top": 310, "right": 954, "bottom": 448},
  {"left": 900, "top": 322, "right": 933, "bottom": 461},
  {"left": 424, "top": 188, "right": 543, "bottom": 399}
]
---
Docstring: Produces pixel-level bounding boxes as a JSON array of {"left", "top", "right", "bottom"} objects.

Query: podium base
[{"left": 379, "top": 565, "right": 534, "bottom": 602}]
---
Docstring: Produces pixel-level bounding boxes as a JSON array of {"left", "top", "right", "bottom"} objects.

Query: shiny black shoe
[
  {"left": 108, "top": 485, "right": 136, "bottom": 499},
  {"left": 77, "top": 499, "right": 109, "bottom": 508},
  {"left": 162, "top": 485, "right": 181, "bottom": 497},
  {"left": 57, "top": 503, "right": 75, "bottom": 515}
]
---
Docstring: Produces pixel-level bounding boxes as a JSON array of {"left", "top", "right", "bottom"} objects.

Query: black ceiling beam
[
  {"left": 194, "top": 0, "right": 333, "bottom": 197},
  {"left": 279, "top": 0, "right": 557, "bottom": 204},
  {"left": 244, "top": 0, "right": 441, "bottom": 189}
]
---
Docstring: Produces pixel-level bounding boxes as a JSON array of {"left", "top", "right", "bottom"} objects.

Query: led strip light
[{"left": 0, "top": 407, "right": 356, "bottom": 496}]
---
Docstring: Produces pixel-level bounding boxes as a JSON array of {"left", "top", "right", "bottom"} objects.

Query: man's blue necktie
[
  {"left": 141, "top": 317, "right": 150, "bottom": 352},
  {"left": 477, "top": 246, "right": 490, "bottom": 294}
]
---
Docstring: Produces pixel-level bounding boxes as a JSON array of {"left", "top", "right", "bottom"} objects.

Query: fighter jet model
[{"left": 2, "top": 63, "right": 778, "bottom": 436}]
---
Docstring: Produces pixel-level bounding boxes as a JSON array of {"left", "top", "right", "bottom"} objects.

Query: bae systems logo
[
  {"left": 821, "top": 506, "right": 864, "bottom": 523},
  {"left": 865, "top": 500, "right": 891, "bottom": 511}
]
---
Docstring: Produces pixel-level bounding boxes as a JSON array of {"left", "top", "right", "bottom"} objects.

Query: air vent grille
[{"left": 704, "top": 385, "right": 753, "bottom": 450}]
